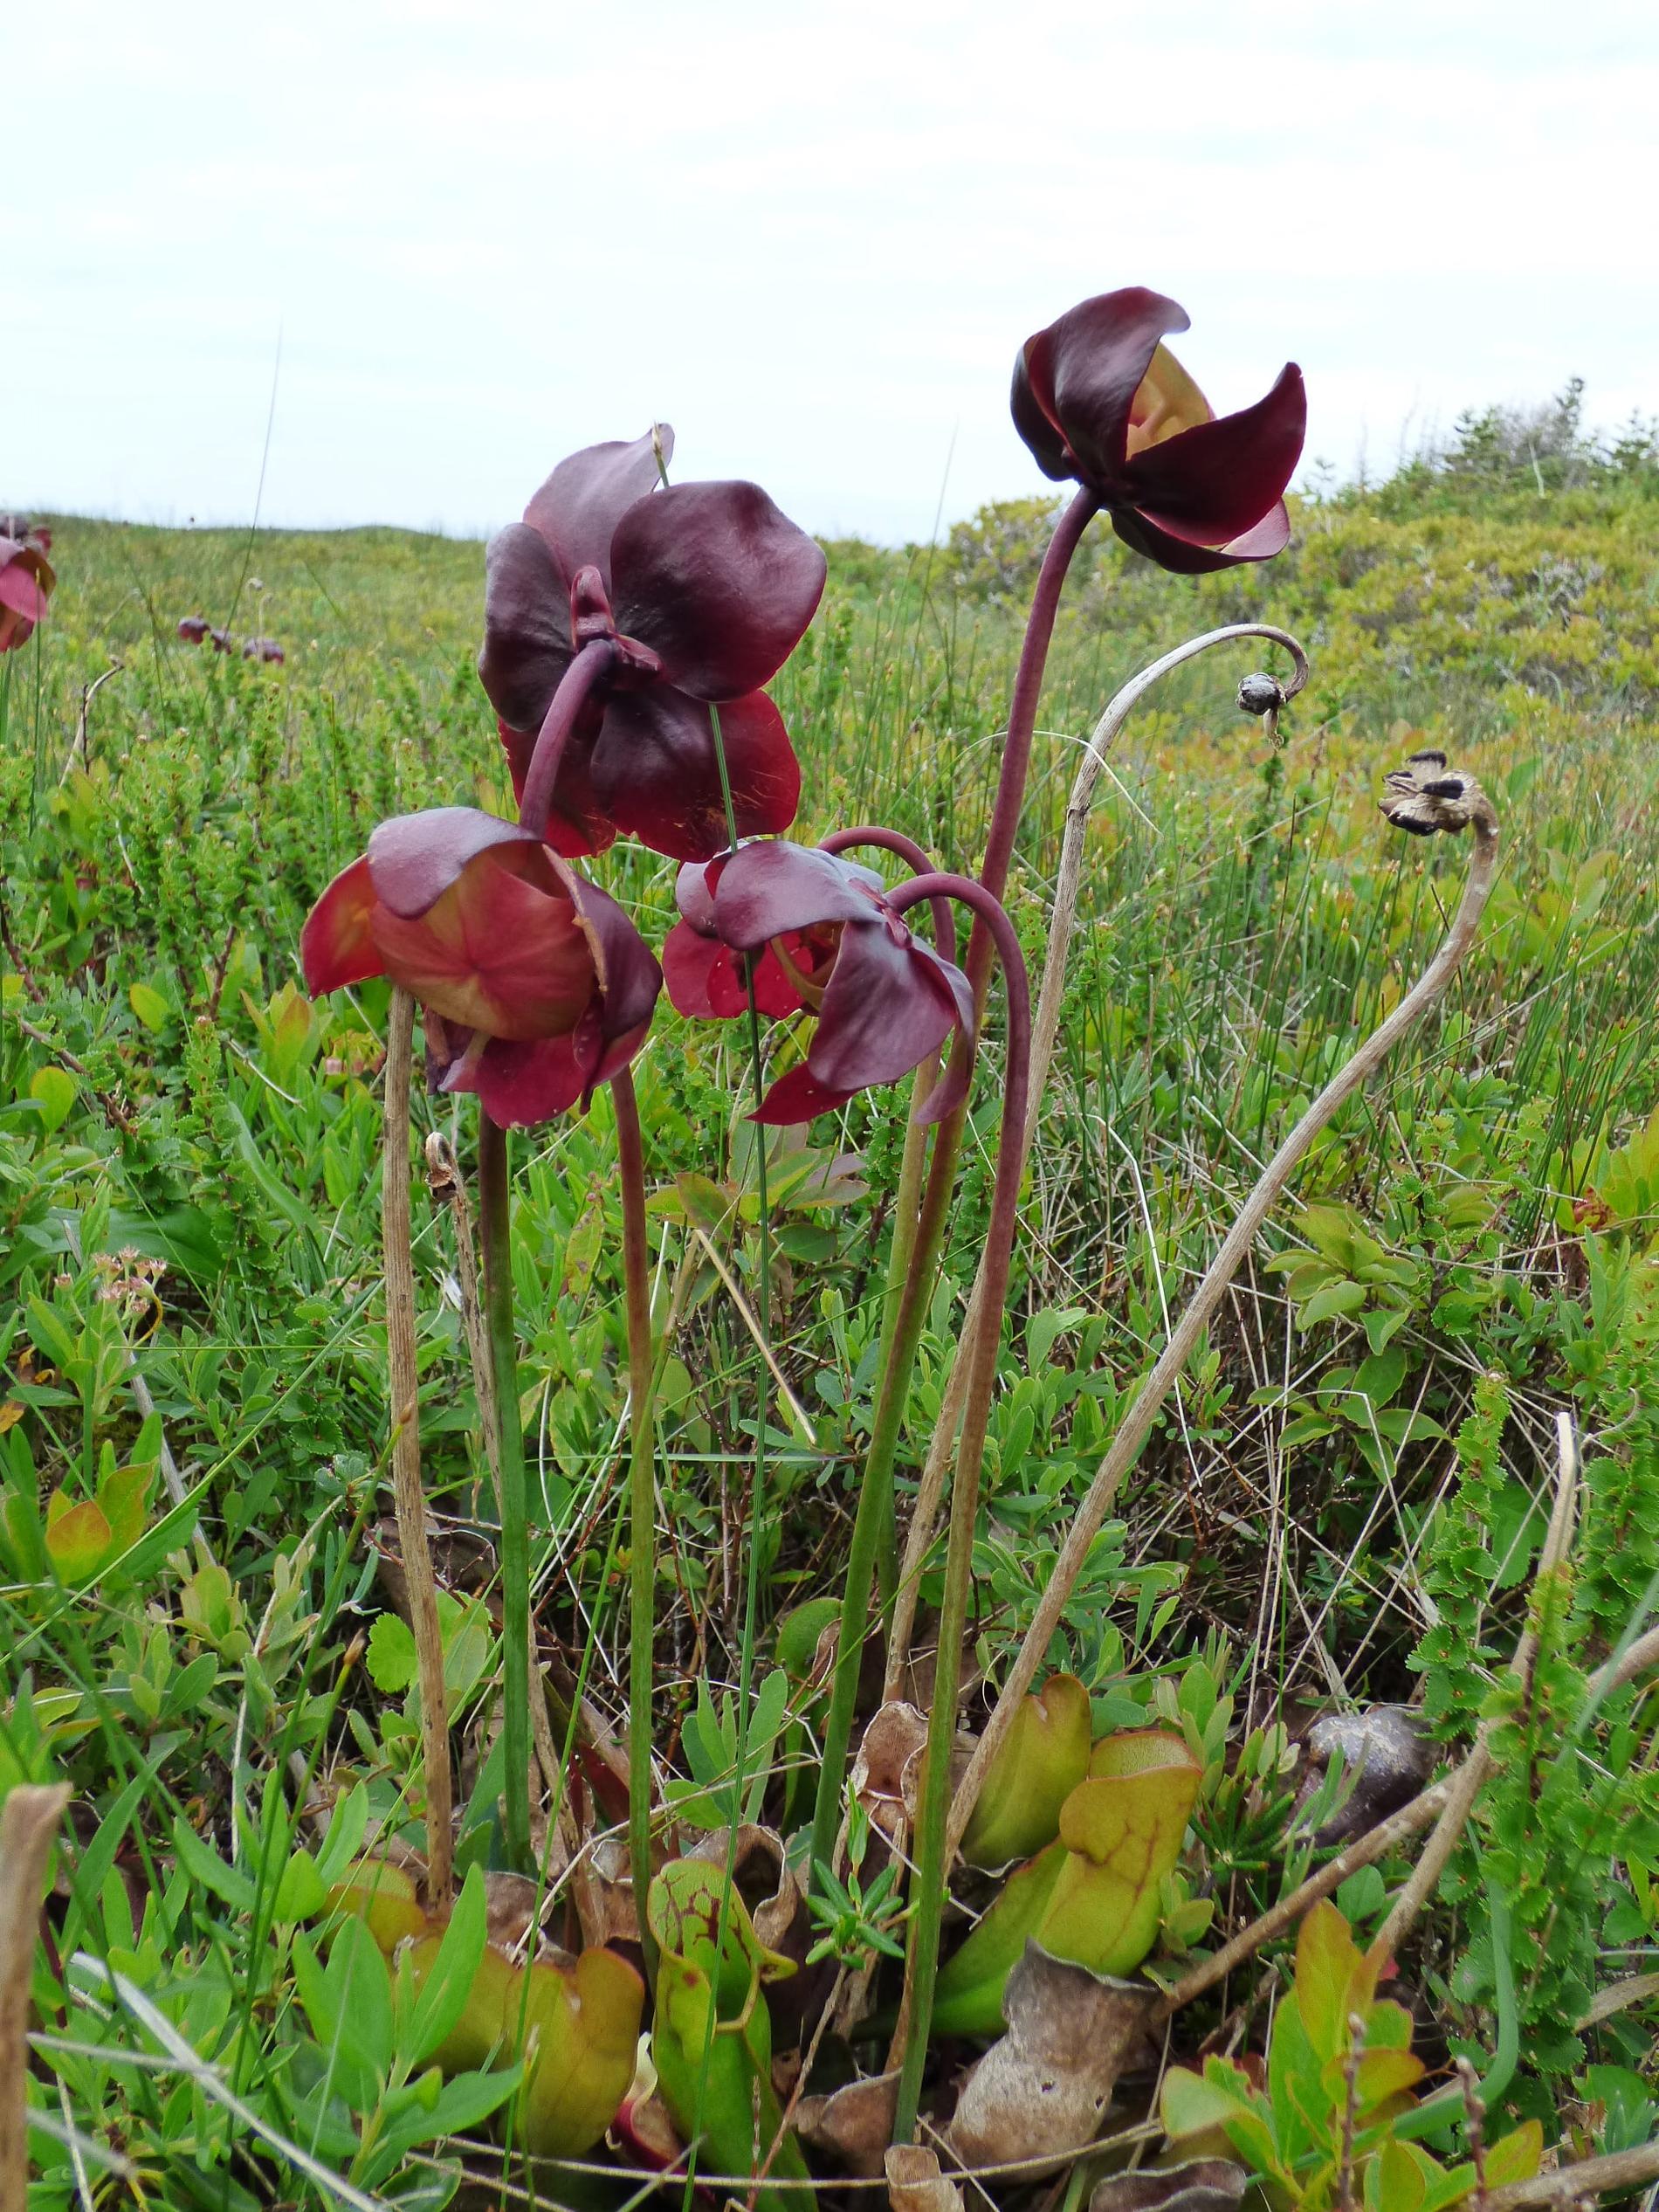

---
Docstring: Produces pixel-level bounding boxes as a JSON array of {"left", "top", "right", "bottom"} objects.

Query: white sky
[{"left": 11, "top": 0, "right": 1659, "bottom": 543}]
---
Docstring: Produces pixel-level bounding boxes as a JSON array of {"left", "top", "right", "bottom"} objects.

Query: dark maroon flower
[
  {"left": 0, "top": 524, "right": 55, "bottom": 653},
  {"left": 208, "top": 627, "right": 234, "bottom": 653},
  {"left": 177, "top": 615, "right": 210, "bottom": 644},
  {"left": 688, "top": 840, "right": 974, "bottom": 1126},
  {"left": 1012, "top": 289, "right": 1305, "bottom": 574},
  {"left": 302, "top": 807, "right": 661, "bottom": 1128},
  {"left": 662, "top": 854, "right": 818, "bottom": 1022},
  {"left": 242, "top": 636, "right": 285, "bottom": 664},
  {"left": 478, "top": 430, "right": 826, "bottom": 864}
]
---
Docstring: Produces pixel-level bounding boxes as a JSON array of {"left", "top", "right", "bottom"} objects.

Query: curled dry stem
[
  {"left": 947, "top": 768, "right": 1501, "bottom": 1861},
  {"left": 1365, "top": 1409, "right": 1580, "bottom": 1972},
  {"left": 1159, "top": 1411, "right": 1656, "bottom": 2022},
  {"left": 885, "top": 624, "right": 1310, "bottom": 1701},
  {"left": 384, "top": 987, "right": 452, "bottom": 1907}
]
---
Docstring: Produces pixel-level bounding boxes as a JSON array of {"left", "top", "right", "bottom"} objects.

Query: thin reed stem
[
  {"left": 382, "top": 988, "right": 452, "bottom": 1905},
  {"left": 613, "top": 1068, "right": 660, "bottom": 1988},
  {"left": 478, "top": 1109, "right": 533, "bottom": 1872}
]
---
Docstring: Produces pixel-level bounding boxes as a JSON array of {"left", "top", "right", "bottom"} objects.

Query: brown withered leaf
[
  {"left": 886, "top": 2145, "right": 965, "bottom": 2212},
  {"left": 1089, "top": 2159, "right": 1248, "bottom": 2212},
  {"left": 796, "top": 2071, "right": 901, "bottom": 2179},
  {"left": 852, "top": 1702, "right": 930, "bottom": 1841},
  {"left": 947, "top": 1943, "right": 1155, "bottom": 2172}
]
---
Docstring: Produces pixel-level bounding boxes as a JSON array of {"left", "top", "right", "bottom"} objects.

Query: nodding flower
[
  {"left": 1011, "top": 287, "right": 1305, "bottom": 574},
  {"left": 478, "top": 430, "right": 825, "bottom": 863},
  {"left": 0, "top": 520, "right": 55, "bottom": 652},
  {"left": 677, "top": 838, "right": 975, "bottom": 1127},
  {"left": 302, "top": 806, "right": 661, "bottom": 1128}
]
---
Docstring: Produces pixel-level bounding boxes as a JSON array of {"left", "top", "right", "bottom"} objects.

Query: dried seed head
[
  {"left": 1380, "top": 749, "right": 1490, "bottom": 836},
  {"left": 1236, "top": 672, "right": 1285, "bottom": 717}
]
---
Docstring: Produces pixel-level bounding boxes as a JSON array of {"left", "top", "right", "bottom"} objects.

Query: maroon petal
[
  {"left": 713, "top": 840, "right": 885, "bottom": 949},
  {"left": 478, "top": 524, "right": 575, "bottom": 733},
  {"left": 495, "top": 714, "right": 616, "bottom": 858},
  {"left": 367, "top": 807, "right": 539, "bottom": 920},
  {"left": 808, "top": 920, "right": 962, "bottom": 1095},
  {"left": 609, "top": 482, "right": 826, "bottom": 700},
  {"left": 522, "top": 428, "right": 670, "bottom": 591},
  {"left": 459, "top": 1031, "right": 589, "bottom": 1127},
  {"left": 752, "top": 1061, "right": 862, "bottom": 1126},
  {"left": 1111, "top": 503, "right": 1291, "bottom": 575},
  {"left": 589, "top": 687, "right": 802, "bottom": 864},
  {"left": 1017, "top": 290, "right": 1191, "bottom": 486},
  {"left": 301, "top": 855, "right": 385, "bottom": 995},
  {"left": 664, "top": 920, "right": 803, "bottom": 1021},
  {"left": 568, "top": 874, "right": 664, "bottom": 1058},
  {"left": 1124, "top": 365, "right": 1306, "bottom": 546},
  {"left": 0, "top": 557, "right": 50, "bottom": 626}
]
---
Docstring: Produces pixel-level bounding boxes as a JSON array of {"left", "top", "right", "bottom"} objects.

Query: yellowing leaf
[
  {"left": 45, "top": 1497, "right": 114, "bottom": 1583},
  {"left": 1483, "top": 2120, "right": 1544, "bottom": 2188},
  {"left": 128, "top": 982, "right": 170, "bottom": 1031},
  {"left": 960, "top": 1672, "right": 1091, "bottom": 1870}
]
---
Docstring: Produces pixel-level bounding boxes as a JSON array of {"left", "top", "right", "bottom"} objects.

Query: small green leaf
[
  {"left": 29, "top": 1066, "right": 76, "bottom": 1134},
  {"left": 128, "top": 982, "right": 170, "bottom": 1031},
  {"left": 367, "top": 1614, "right": 419, "bottom": 1692}
]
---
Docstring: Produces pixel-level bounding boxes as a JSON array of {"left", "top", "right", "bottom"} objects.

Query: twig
[
  {"left": 382, "top": 988, "right": 451, "bottom": 1907},
  {"left": 1366, "top": 1410, "right": 1579, "bottom": 1971},
  {"left": 884, "top": 626, "right": 1308, "bottom": 1699},
  {"left": 2, "top": 1784, "right": 71, "bottom": 2212},
  {"left": 949, "top": 765, "right": 1501, "bottom": 1857},
  {"left": 424, "top": 1132, "right": 498, "bottom": 1515},
  {"left": 689, "top": 1223, "right": 817, "bottom": 1444},
  {"left": 1484, "top": 2142, "right": 1659, "bottom": 2208},
  {"left": 59, "top": 662, "right": 122, "bottom": 785}
]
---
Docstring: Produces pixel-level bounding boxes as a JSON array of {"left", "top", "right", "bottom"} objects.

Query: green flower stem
[
  {"left": 612, "top": 1066, "right": 660, "bottom": 1989},
  {"left": 808, "top": 1111, "right": 961, "bottom": 1891},
  {"left": 478, "top": 1107, "right": 533, "bottom": 1872},
  {"left": 882, "top": 878, "right": 1030, "bottom": 2145}
]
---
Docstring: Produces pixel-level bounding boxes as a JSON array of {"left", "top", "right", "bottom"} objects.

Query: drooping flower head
[
  {"left": 478, "top": 430, "right": 827, "bottom": 863},
  {"left": 1012, "top": 288, "right": 1305, "bottom": 573},
  {"left": 670, "top": 839, "right": 974, "bottom": 1126},
  {"left": 0, "top": 520, "right": 56, "bottom": 653},
  {"left": 661, "top": 851, "right": 821, "bottom": 1023},
  {"left": 302, "top": 807, "right": 661, "bottom": 1128}
]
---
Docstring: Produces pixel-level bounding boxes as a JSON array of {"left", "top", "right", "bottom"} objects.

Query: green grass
[{"left": 3, "top": 468, "right": 1658, "bottom": 2201}]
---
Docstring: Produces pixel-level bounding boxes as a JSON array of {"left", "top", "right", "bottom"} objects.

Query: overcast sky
[{"left": 11, "top": 0, "right": 1658, "bottom": 543}]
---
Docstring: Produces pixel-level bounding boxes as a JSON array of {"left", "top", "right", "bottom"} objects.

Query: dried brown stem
[
  {"left": 425, "top": 1130, "right": 499, "bottom": 1516},
  {"left": 949, "top": 784, "right": 1500, "bottom": 1859},
  {"left": 384, "top": 987, "right": 452, "bottom": 1907},
  {"left": 1366, "top": 1409, "right": 1580, "bottom": 1971},
  {"left": 1, "top": 1782, "right": 70, "bottom": 2212}
]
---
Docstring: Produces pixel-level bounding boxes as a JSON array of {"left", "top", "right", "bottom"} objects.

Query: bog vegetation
[{"left": 3, "top": 384, "right": 1658, "bottom": 2211}]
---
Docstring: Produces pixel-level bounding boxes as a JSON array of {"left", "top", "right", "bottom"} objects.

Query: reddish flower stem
[
  {"left": 516, "top": 639, "right": 617, "bottom": 839},
  {"left": 818, "top": 825, "right": 956, "bottom": 962},
  {"left": 611, "top": 1067, "right": 660, "bottom": 1989},
  {"left": 878, "top": 874, "right": 1030, "bottom": 2142},
  {"left": 967, "top": 486, "right": 1098, "bottom": 982}
]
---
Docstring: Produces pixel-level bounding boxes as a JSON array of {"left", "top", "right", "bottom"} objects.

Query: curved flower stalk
[
  {"left": 885, "top": 625, "right": 1310, "bottom": 1700},
  {"left": 945, "top": 753, "right": 1503, "bottom": 1867},
  {"left": 0, "top": 519, "right": 54, "bottom": 652},
  {"left": 478, "top": 431, "right": 826, "bottom": 861}
]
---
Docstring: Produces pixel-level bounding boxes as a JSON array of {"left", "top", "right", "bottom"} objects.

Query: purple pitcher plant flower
[
  {"left": 0, "top": 520, "right": 55, "bottom": 652},
  {"left": 301, "top": 807, "right": 661, "bottom": 1127},
  {"left": 1012, "top": 288, "right": 1305, "bottom": 572},
  {"left": 673, "top": 839, "right": 974, "bottom": 1125},
  {"left": 478, "top": 430, "right": 826, "bottom": 863}
]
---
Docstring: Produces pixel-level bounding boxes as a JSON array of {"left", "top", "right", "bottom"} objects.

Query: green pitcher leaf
[
  {"left": 647, "top": 1857, "right": 807, "bottom": 2211},
  {"left": 960, "top": 1672, "right": 1091, "bottom": 1870},
  {"left": 45, "top": 1496, "right": 114, "bottom": 1584},
  {"left": 1036, "top": 1729, "right": 1201, "bottom": 1977}
]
